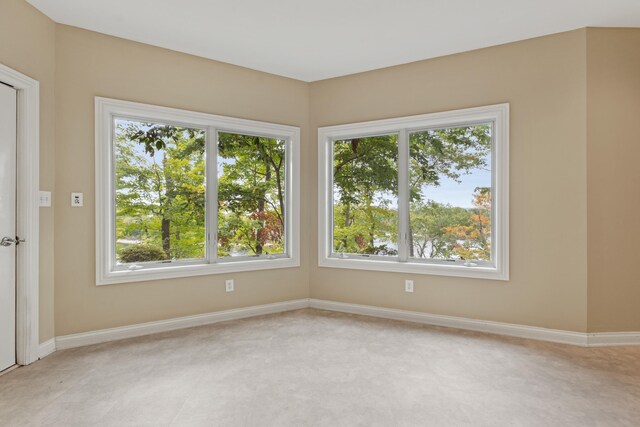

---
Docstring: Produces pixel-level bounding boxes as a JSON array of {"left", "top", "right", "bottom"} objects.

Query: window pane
[
  {"left": 332, "top": 135, "right": 398, "bottom": 256},
  {"left": 409, "top": 124, "right": 492, "bottom": 263},
  {"left": 114, "top": 118, "right": 206, "bottom": 264},
  {"left": 217, "top": 132, "right": 286, "bottom": 257}
]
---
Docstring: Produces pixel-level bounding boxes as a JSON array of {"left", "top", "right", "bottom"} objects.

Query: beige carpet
[{"left": 1, "top": 308, "right": 639, "bottom": 426}]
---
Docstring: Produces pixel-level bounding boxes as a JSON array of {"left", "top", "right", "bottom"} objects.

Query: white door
[{"left": 0, "top": 82, "right": 17, "bottom": 372}]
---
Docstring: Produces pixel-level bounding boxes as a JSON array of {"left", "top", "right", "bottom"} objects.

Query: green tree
[
  {"left": 408, "top": 126, "right": 492, "bottom": 256},
  {"left": 444, "top": 187, "right": 491, "bottom": 261},
  {"left": 332, "top": 135, "right": 398, "bottom": 255},
  {"left": 115, "top": 120, "right": 205, "bottom": 261},
  {"left": 332, "top": 125, "right": 491, "bottom": 256},
  {"left": 217, "top": 133, "right": 285, "bottom": 256},
  {"left": 409, "top": 200, "right": 471, "bottom": 259}
]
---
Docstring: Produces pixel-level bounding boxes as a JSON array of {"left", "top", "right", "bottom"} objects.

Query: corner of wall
[{"left": 586, "top": 27, "right": 640, "bottom": 332}]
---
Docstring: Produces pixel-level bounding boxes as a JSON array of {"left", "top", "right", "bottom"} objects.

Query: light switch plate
[
  {"left": 39, "top": 191, "right": 51, "bottom": 207},
  {"left": 71, "top": 192, "right": 83, "bottom": 207}
]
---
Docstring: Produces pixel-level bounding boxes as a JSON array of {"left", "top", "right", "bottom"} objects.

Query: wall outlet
[
  {"left": 225, "top": 279, "right": 234, "bottom": 292},
  {"left": 405, "top": 280, "right": 414, "bottom": 293}
]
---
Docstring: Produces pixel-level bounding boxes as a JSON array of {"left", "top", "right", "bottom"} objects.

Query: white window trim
[
  {"left": 96, "top": 97, "right": 300, "bottom": 285},
  {"left": 318, "top": 103, "right": 509, "bottom": 281}
]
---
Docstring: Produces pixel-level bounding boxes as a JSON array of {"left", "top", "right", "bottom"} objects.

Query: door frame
[{"left": 0, "top": 63, "right": 40, "bottom": 365}]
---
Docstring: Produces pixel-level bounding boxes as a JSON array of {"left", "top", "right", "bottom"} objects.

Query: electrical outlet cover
[{"left": 405, "top": 280, "right": 414, "bottom": 293}]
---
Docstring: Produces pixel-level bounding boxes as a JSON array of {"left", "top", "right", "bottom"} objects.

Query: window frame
[
  {"left": 96, "top": 97, "right": 300, "bottom": 285},
  {"left": 317, "top": 104, "right": 509, "bottom": 281}
]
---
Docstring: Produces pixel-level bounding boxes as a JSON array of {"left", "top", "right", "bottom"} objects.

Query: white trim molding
[
  {"left": 0, "top": 64, "right": 40, "bottom": 365},
  {"left": 317, "top": 103, "right": 509, "bottom": 281},
  {"left": 309, "top": 299, "right": 589, "bottom": 346},
  {"left": 309, "top": 300, "right": 640, "bottom": 347},
  {"left": 56, "top": 299, "right": 308, "bottom": 350},
  {"left": 587, "top": 332, "right": 640, "bottom": 347},
  {"left": 95, "top": 97, "right": 301, "bottom": 285},
  {"left": 38, "top": 339, "right": 56, "bottom": 359},
  {"left": 34, "top": 299, "right": 638, "bottom": 358}
]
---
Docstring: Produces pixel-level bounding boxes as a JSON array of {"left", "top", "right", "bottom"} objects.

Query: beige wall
[
  {"left": 3, "top": 0, "right": 639, "bottom": 341},
  {"left": 309, "top": 30, "right": 589, "bottom": 332},
  {"left": 587, "top": 28, "right": 640, "bottom": 332},
  {"left": 0, "top": 0, "right": 56, "bottom": 343},
  {"left": 53, "top": 26, "right": 310, "bottom": 336}
]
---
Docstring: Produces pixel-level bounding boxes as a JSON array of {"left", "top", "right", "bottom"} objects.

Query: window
[
  {"left": 318, "top": 104, "right": 508, "bottom": 280},
  {"left": 96, "top": 98, "right": 300, "bottom": 285}
]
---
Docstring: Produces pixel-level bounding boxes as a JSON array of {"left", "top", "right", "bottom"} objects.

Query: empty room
[{"left": 1, "top": 0, "right": 639, "bottom": 425}]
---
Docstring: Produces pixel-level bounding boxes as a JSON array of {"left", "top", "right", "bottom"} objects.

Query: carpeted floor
[{"left": 1, "top": 308, "right": 639, "bottom": 426}]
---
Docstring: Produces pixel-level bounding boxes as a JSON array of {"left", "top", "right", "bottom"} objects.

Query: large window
[
  {"left": 96, "top": 98, "right": 300, "bottom": 285},
  {"left": 318, "top": 104, "right": 509, "bottom": 280}
]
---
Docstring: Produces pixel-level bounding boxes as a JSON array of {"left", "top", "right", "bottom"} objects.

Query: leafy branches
[
  {"left": 332, "top": 125, "right": 492, "bottom": 260},
  {"left": 217, "top": 132, "right": 286, "bottom": 256},
  {"left": 115, "top": 119, "right": 206, "bottom": 262}
]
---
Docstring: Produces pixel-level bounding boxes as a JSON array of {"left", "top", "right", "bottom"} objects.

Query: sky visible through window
[
  {"left": 375, "top": 167, "right": 490, "bottom": 210},
  {"left": 422, "top": 167, "right": 490, "bottom": 208}
]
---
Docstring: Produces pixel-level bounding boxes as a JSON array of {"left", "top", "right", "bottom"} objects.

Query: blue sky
[{"left": 421, "top": 166, "right": 491, "bottom": 208}]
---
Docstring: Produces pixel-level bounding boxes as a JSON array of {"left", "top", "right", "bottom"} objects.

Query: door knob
[
  {"left": 1, "top": 236, "right": 25, "bottom": 247},
  {"left": 1, "top": 237, "right": 15, "bottom": 246}
]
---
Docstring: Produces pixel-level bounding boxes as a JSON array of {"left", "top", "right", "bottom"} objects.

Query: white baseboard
[
  {"left": 38, "top": 298, "right": 639, "bottom": 358},
  {"left": 309, "top": 299, "right": 591, "bottom": 346},
  {"left": 55, "top": 299, "right": 309, "bottom": 350},
  {"left": 38, "top": 338, "right": 56, "bottom": 359},
  {"left": 587, "top": 332, "right": 640, "bottom": 347}
]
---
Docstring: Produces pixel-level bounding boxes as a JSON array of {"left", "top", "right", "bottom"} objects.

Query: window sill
[
  {"left": 97, "top": 257, "right": 300, "bottom": 286},
  {"left": 318, "top": 256, "right": 508, "bottom": 281}
]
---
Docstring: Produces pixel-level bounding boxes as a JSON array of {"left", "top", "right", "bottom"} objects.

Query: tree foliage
[
  {"left": 115, "top": 120, "right": 206, "bottom": 262},
  {"left": 114, "top": 117, "right": 493, "bottom": 265},
  {"left": 444, "top": 187, "right": 491, "bottom": 261},
  {"left": 114, "top": 121, "right": 285, "bottom": 264},
  {"left": 409, "top": 200, "right": 470, "bottom": 259},
  {"left": 217, "top": 132, "right": 285, "bottom": 257},
  {"left": 333, "top": 135, "right": 398, "bottom": 254},
  {"left": 119, "top": 244, "right": 167, "bottom": 263},
  {"left": 332, "top": 125, "right": 493, "bottom": 261}
]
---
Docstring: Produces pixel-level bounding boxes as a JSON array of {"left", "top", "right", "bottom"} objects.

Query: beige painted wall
[
  {"left": 0, "top": 0, "right": 56, "bottom": 343},
  {"left": 309, "top": 30, "right": 589, "bottom": 332},
  {"left": 587, "top": 28, "right": 640, "bottom": 332},
  {"left": 3, "top": 1, "right": 639, "bottom": 341},
  {"left": 53, "top": 25, "right": 310, "bottom": 336}
]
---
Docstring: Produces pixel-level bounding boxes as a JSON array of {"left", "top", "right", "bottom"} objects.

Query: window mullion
[
  {"left": 285, "top": 137, "right": 291, "bottom": 257},
  {"left": 109, "top": 115, "right": 118, "bottom": 272},
  {"left": 328, "top": 138, "right": 335, "bottom": 258},
  {"left": 208, "top": 127, "right": 218, "bottom": 263},
  {"left": 397, "top": 129, "right": 410, "bottom": 262}
]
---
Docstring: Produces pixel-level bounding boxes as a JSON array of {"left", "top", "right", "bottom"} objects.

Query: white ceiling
[{"left": 27, "top": 0, "right": 640, "bottom": 82}]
